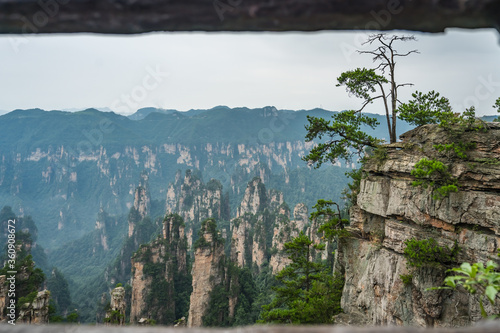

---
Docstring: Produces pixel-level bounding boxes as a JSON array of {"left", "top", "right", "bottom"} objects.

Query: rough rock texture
[
  {"left": 130, "top": 214, "right": 188, "bottom": 325},
  {"left": 105, "top": 287, "right": 126, "bottom": 326},
  {"left": 231, "top": 178, "right": 310, "bottom": 272},
  {"left": 188, "top": 220, "right": 226, "bottom": 327},
  {"left": 293, "top": 203, "right": 310, "bottom": 230},
  {"left": 269, "top": 203, "right": 309, "bottom": 274},
  {"left": 0, "top": 0, "right": 498, "bottom": 34},
  {"left": 129, "top": 174, "right": 151, "bottom": 237},
  {"left": 230, "top": 215, "right": 251, "bottom": 268},
  {"left": 17, "top": 290, "right": 50, "bottom": 324},
  {"left": 166, "top": 170, "right": 228, "bottom": 250},
  {"left": 3, "top": 324, "right": 500, "bottom": 333},
  {"left": 335, "top": 123, "right": 500, "bottom": 327},
  {"left": 129, "top": 245, "right": 160, "bottom": 324},
  {"left": 236, "top": 177, "right": 268, "bottom": 218},
  {"left": 0, "top": 275, "right": 6, "bottom": 322},
  {"left": 4, "top": 324, "right": 500, "bottom": 333}
]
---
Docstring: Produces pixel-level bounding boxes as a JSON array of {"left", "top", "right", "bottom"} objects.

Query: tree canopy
[
  {"left": 259, "top": 232, "right": 343, "bottom": 324},
  {"left": 304, "top": 34, "right": 418, "bottom": 167}
]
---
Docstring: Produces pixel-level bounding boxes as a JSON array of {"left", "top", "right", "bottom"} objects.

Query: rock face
[
  {"left": 0, "top": 275, "right": 6, "bottom": 322},
  {"left": 236, "top": 177, "right": 268, "bottom": 217},
  {"left": 105, "top": 286, "right": 126, "bottom": 325},
  {"left": 130, "top": 214, "right": 189, "bottom": 325},
  {"left": 166, "top": 170, "right": 229, "bottom": 250},
  {"left": 230, "top": 177, "right": 310, "bottom": 273},
  {"left": 17, "top": 290, "right": 50, "bottom": 324},
  {"left": 335, "top": 123, "right": 500, "bottom": 327},
  {"left": 187, "top": 219, "right": 226, "bottom": 327},
  {"left": 269, "top": 203, "right": 310, "bottom": 274},
  {"left": 129, "top": 173, "right": 151, "bottom": 237}
]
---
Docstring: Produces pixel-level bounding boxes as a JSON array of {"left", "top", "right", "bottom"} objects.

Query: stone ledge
[
  {"left": 4, "top": 322, "right": 500, "bottom": 332},
  {"left": 0, "top": 0, "right": 499, "bottom": 34}
]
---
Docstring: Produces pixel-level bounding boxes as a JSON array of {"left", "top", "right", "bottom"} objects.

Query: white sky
[{"left": 0, "top": 28, "right": 499, "bottom": 116}]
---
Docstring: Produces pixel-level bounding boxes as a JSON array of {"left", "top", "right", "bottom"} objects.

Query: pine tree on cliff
[
  {"left": 303, "top": 34, "right": 418, "bottom": 169},
  {"left": 259, "top": 232, "right": 343, "bottom": 324}
]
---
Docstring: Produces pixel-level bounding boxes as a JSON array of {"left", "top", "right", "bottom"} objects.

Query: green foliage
[
  {"left": 104, "top": 310, "right": 124, "bottom": 324},
  {"left": 47, "top": 268, "right": 72, "bottom": 315},
  {"left": 18, "top": 291, "right": 39, "bottom": 308},
  {"left": 494, "top": 97, "right": 500, "bottom": 122},
  {"left": 66, "top": 311, "right": 79, "bottom": 323},
  {"left": 303, "top": 33, "right": 418, "bottom": 192},
  {"left": 202, "top": 264, "right": 258, "bottom": 327},
  {"left": 473, "top": 158, "right": 500, "bottom": 165},
  {"left": 131, "top": 214, "right": 191, "bottom": 325},
  {"left": 48, "top": 300, "right": 64, "bottom": 323},
  {"left": 401, "top": 101, "right": 488, "bottom": 201},
  {"left": 369, "top": 146, "right": 388, "bottom": 164},
  {"left": 403, "top": 238, "right": 459, "bottom": 268},
  {"left": 207, "top": 178, "right": 223, "bottom": 192},
  {"left": 337, "top": 68, "right": 388, "bottom": 100},
  {"left": 432, "top": 261, "right": 500, "bottom": 318},
  {"left": 411, "top": 158, "right": 458, "bottom": 200},
  {"left": 0, "top": 228, "right": 46, "bottom": 317},
  {"left": 433, "top": 142, "right": 476, "bottom": 160},
  {"left": 310, "top": 200, "right": 349, "bottom": 241},
  {"left": 400, "top": 274, "right": 413, "bottom": 286},
  {"left": 342, "top": 168, "right": 364, "bottom": 207},
  {"left": 232, "top": 267, "right": 259, "bottom": 326},
  {"left": 259, "top": 232, "right": 343, "bottom": 324},
  {"left": 115, "top": 283, "right": 122, "bottom": 288},
  {"left": 203, "top": 285, "right": 230, "bottom": 327},
  {"left": 397, "top": 90, "right": 453, "bottom": 126},
  {"left": 303, "top": 111, "right": 380, "bottom": 167},
  {"left": 194, "top": 218, "right": 224, "bottom": 249}
]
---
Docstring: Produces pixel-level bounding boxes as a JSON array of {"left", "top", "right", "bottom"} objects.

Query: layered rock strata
[
  {"left": 130, "top": 214, "right": 188, "bottom": 325},
  {"left": 187, "top": 219, "right": 226, "bottom": 327},
  {"left": 166, "top": 170, "right": 228, "bottom": 249},
  {"left": 17, "top": 290, "right": 50, "bottom": 324},
  {"left": 230, "top": 177, "right": 310, "bottom": 273},
  {"left": 105, "top": 286, "right": 126, "bottom": 325},
  {"left": 335, "top": 123, "right": 500, "bottom": 327}
]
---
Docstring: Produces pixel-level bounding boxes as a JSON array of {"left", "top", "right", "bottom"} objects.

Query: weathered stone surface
[
  {"left": 17, "top": 290, "right": 50, "bottom": 324},
  {"left": 3, "top": 323, "right": 500, "bottom": 332},
  {"left": 0, "top": 0, "right": 499, "bottom": 34},
  {"left": 130, "top": 214, "right": 187, "bottom": 325},
  {"left": 105, "top": 287, "right": 126, "bottom": 326},
  {"left": 293, "top": 203, "right": 309, "bottom": 231},
  {"left": 336, "top": 123, "right": 500, "bottom": 327},
  {"left": 187, "top": 221, "right": 225, "bottom": 327},
  {"left": 0, "top": 275, "right": 6, "bottom": 322},
  {"left": 237, "top": 177, "right": 267, "bottom": 218},
  {"left": 230, "top": 178, "right": 310, "bottom": 272},
  {"left": 231, "top": 215, "right": 250, "bottom": 268},
  {"left": 129, "top": 244, "right": 162, "bottom": 324},
  {"left": 165, "top": 170, "right": 226, "bottom": 250},
  {"left": 129, "top": 174, "right": 151, "bottom": 237}
]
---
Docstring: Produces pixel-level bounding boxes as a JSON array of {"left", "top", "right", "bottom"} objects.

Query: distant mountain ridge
[{"left": 0, "top": 105, "right": 417, "bottom": 250}]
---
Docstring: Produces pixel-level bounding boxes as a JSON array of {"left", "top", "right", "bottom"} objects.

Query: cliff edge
[{"left": 335, "top": 123, "right": 500, "bottom": 327}]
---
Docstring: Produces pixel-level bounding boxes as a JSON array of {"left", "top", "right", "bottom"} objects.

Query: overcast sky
[{"left": 0, "top": 29, "right": 499, "bottom": 116}]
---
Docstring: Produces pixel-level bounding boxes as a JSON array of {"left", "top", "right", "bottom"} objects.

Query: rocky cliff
[
  {"left": 104, "top": 286, "right": 126, "bottom": 325},
  {"left": 230, "top": 177, "right": 310, "bottom": 273},
  {"left": 187, "top": 218, "right": 226, "bottom": 327},
  {"left": 129, "top": 173, "right": 151, "bottom": 237},
  {"left": 269, "top": 203, "right": 310, "bottom": 274},
  {"left": 335, "top": 123, "right": 500, "bottom": 327},
  {"left": 17, "top": 290, "right": 50, "bottom": 324},
  {"left": 166, "top": 170, "right": 229, "bottom": 250},
  {"left": 130, "top": 214, "right": 189, "bottom": 325}
]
